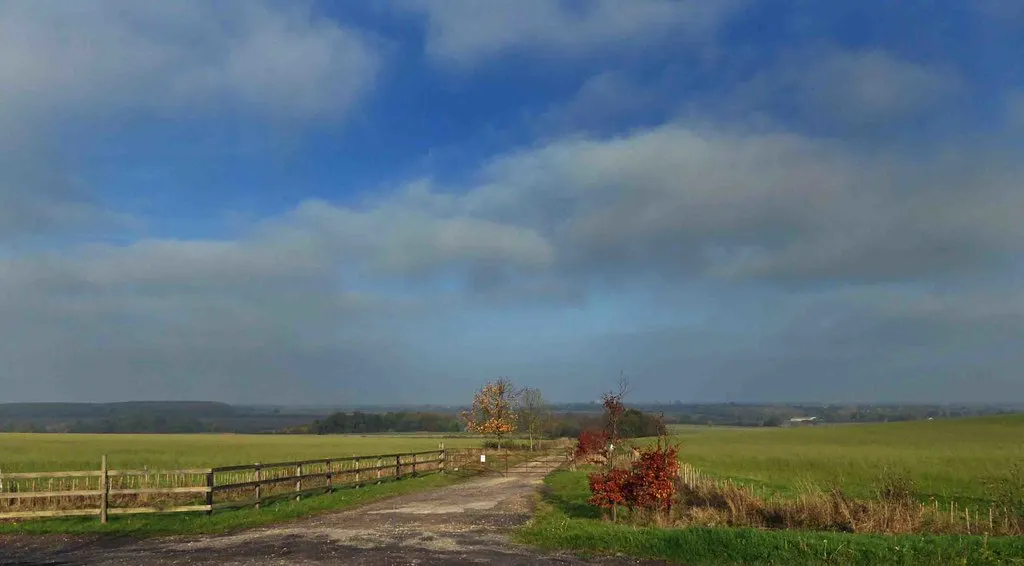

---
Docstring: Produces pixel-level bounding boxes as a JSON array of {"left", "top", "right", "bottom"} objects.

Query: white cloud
[
  {"left": 0, "top": 0, "right": 380, "bottom": 122},
  {"left": 401, "top": 0, "right": 743, "bottom": 65},
  {"left": 805, "top": 51, "right": 960, "bottom": 122},
  {"left": 736, "top": 49, "right": 961, "bottom": 129},
  {"left": 0, "top": 1, "right": 382, "bottom": 243},
  {"left": 3, "top": 120, "right": 1023, "bottom": 402},
  {"left": 447, "top": 124, "right": 1024, "bottom": 284}
]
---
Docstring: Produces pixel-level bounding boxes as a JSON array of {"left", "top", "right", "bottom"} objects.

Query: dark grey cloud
[{"left": 563, "top": 286, "right": 1024, "bottom": 403}]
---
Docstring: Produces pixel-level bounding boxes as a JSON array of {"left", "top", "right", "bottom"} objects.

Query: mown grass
[
  {"left": 0, "top": 433, "right": 483, "bottom": 472},
  {"left": 660, "top": 415, "right": 1024, "bottom": 505},
  {"left": 519, "top": 471, "right": 1024, "bottom": 565},
  {"left": 0, "top": 471, "right": 465, "bottom": 536}
]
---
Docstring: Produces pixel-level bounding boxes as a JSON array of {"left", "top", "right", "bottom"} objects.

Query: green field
[
  {"left": 0, "top": 433, "right": 485, "bottom": 472},
  {"left": 519, "top": 471, "right": 1024, "bottom": 566},
  {"left": 516, "top": 416, "right": 1024, "bottom": 564},
  {"left": 661, "top": 415, "right": 1024, "bottom": 503}
]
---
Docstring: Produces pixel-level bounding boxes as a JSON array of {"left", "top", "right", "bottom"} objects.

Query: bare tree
[
  {"left": 601, "top": 373, "right": 630, "bottom": 453},
  {"left": 517, "top": 387, "right": 549, "bottom": 451}
]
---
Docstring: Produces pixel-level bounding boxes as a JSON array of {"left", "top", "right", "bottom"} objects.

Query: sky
[{"left": 1, "top": 0, "right": 1022, "bottom": 405}]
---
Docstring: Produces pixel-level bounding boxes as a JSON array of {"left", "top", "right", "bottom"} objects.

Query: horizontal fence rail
[{"left": 0, "top": 448, "right": 446, "bottom": 523}]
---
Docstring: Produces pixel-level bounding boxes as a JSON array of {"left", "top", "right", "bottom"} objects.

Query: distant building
[{"left": 786, "top": 416, "right": 819, "bottom": 427}]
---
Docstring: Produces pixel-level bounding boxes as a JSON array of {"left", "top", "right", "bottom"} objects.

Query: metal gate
[{"left": 445, "top": 447, "right": 572, "bottom": 477}]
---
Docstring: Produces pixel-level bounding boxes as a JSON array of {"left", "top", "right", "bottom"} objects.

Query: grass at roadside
[
  {"left": 517, "top": 471, "right": 1024, "bottom": 565},
  {"left": 0, "top": 471, "right": 466, "bottom": 537}
]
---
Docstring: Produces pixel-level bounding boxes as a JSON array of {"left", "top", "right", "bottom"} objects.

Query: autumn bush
[
  {"left": 627, "top": 443, "right": 679, "bottom": 513},
  {"left": 575, "top": 429, "right": 608, "bottom": 459},
  {"left": 587, "top": 468, "right": 629, "bottom": 509},
  {"left": 587, "top": 442, "right": 680, "bottom": 521}
]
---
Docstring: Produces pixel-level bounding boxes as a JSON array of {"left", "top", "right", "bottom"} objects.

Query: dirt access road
[{"left": 1, "top": 454, "right": 665, "bottom": 565}]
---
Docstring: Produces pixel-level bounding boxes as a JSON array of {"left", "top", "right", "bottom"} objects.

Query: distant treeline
[
  {"left": 0, "top": 402, "right": 319, "bottom": 434},
  {"left": 548, "top": 409, "right": 666, "bottom": 439},
  {"left": 302, "top": 408, "right": 666, "bottom": 439},
  {"left": 305, "top": 411, "right": 464, "bottom": 434},
  {"left": 556, "top": 402, "right": 1023, "bottom": 427},
  {"left": 1, "top": 401, "right": 1019, "bottom": 434}
]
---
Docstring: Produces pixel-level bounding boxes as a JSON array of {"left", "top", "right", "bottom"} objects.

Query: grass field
[
  {"left": 660, "top": 415, "right": 1024, "bottom": 504},
  {"left": 516, "top": 416, "right": 1024, "bottom": 564},
  {"left": 0, "top": 433, "right": 485, "bottom": 472},
  {"left": 518, "top": 472, "right": 1024, "bottom": 566}
]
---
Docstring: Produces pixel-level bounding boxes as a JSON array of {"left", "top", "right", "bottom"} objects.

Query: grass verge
[
  {"left": 516, "top": 471, "right": 1024, "bottom": 565},
  {"left": 0, "top": 471, "right": 465, "bottom": 537}
]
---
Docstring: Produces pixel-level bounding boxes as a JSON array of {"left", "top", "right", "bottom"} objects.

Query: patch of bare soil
[{"left": 0, "top": 454, "right": 666, "bottom": 565}]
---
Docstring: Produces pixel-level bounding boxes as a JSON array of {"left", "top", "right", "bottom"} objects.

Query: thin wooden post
[
  {"left": 201, "top": 470, "right": 212, "bottom": 515},
  {"left": 440, "top": 444, "right": 446, "bottom": 474},
  {"left": 353, "top": 457, "right": 359, "bottom": 487},
  {"left": 326, "top": 459, "right": 333, "bottom": 493},
  {"left": 966, "top": 507, "right": 970, "bottom": 534},
  {"left": 255, "top": 463, "right": 262, "bottom": 509},
  {"left": 296, "top": 463, "right": 303, "bottom": 501},
  {"left": 412, "top": 454, "right": 417, "bottom": 477},
  {"left": 395, "top": 455, "right": 401, "bottom": 479},
  {"left": 990, "top": 506, "right": 994, "bottom": 532},
  {"left": 99, "top": 455, "right": 109, "bottom": 524},
  {"left": 376, "top": 458, "right": 382, "bottom": 482}
]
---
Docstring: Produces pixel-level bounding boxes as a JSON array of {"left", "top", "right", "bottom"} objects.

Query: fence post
[
  {"left": 440, "top": 444, "right": 446, "bottom": 474},
  {"left": 255, "top": 463, "right": 262, "bottom": 509},
  {"left": 99, "top": 454, "right": 109, "bottom": 524},
  {"left": 395, "top": 455, "right": 402, "bottom": 479},
  {"left": 353, "top": 457, "right": 360, "bottom": 487},
  {"left": 412, "top": 454, "right": 418, "bottom": 477},
  {"left": 376, "top": 458, "right": 382, "bottom": 483},
  {"left": 205, "top": 469, "right": 214, "bottom": 515},
  {"left": 296, "top": 463, "right": 303, "bottom": 501},
  {"left": 326, "top": 459, "right": 333, "bottom": 493}
]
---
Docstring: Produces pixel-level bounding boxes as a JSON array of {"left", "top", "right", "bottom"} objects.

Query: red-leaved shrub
[
  {"left": 588, "top": 468, "right": 630, "bottom": 509},
  {"left": 576, "top": 429, "right": 608, "bottom": 458},
  {"left": 587, "top": 442, "right": 680, "bottom": 520},
  {"left": 628, "top": 444, "right": 679, "bottom": 512}
]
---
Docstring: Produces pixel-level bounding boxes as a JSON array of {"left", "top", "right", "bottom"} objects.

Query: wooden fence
[{"left": 0, "top": 449, "right": 445, "bottom": 523}]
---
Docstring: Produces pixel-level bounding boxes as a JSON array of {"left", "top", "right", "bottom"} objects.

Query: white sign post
[{"left": 480, "top": 454, "right": 486, "bottom": 463}]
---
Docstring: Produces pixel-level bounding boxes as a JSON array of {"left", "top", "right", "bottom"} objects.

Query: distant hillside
[
  {"left": 0, "top": 401, "right": 236, "bottom": 419},
  {"left": 0, "top": 402, "right": 321, "bottom": 434}
]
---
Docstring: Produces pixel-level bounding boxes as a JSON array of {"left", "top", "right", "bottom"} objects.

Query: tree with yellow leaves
[{"left": 462, "top": 378, "right": 520, "bottom": 448}]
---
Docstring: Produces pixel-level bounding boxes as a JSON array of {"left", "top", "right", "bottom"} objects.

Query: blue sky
[{"left": 1, "top": 0, "right": 1022, "bottom": 405}]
